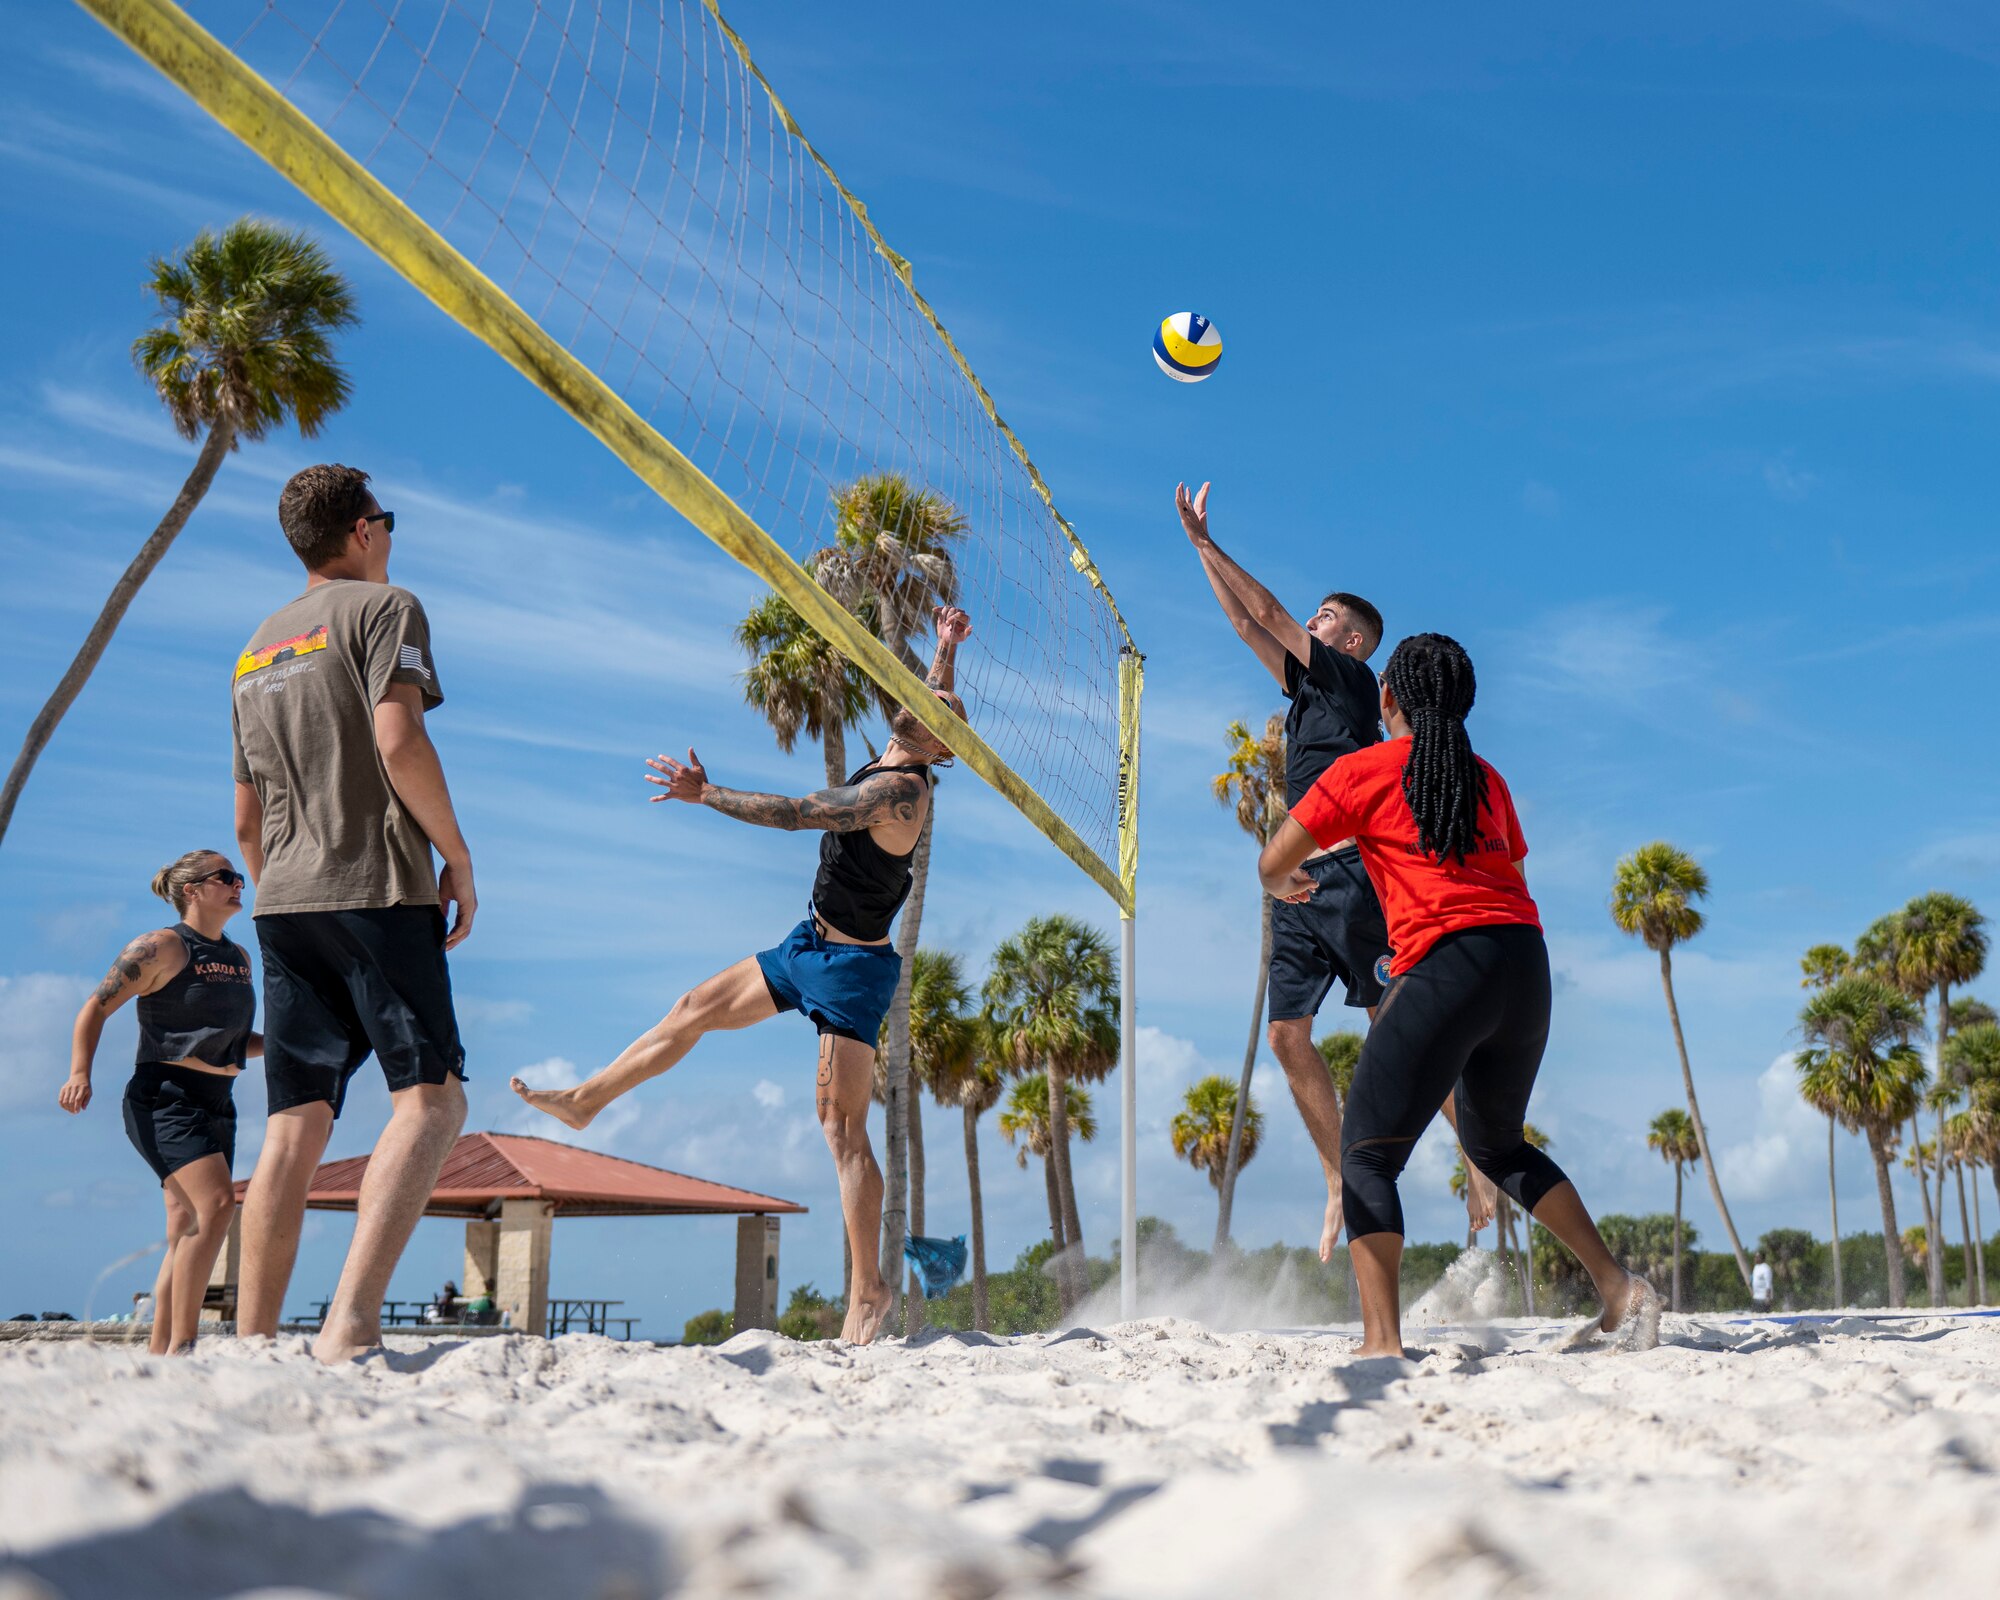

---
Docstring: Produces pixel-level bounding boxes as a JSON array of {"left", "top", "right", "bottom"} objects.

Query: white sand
[{"left": 3, "top": 1307, "right": 1998, "bottom": 1599}]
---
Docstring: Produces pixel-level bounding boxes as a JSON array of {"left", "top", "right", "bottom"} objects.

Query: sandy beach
[{"left": 2, "top": 1296, "right": 1997, "bottom": 1600}]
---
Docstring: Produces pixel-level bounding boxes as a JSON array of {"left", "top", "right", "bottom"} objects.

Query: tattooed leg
[{"left": 510, "top": 957, "right": 778, "bottom": 1129}]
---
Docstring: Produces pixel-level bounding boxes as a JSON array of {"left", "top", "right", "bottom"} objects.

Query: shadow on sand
[{"left": 8, "top": 1481, "right": 672, "bottom": 1600}]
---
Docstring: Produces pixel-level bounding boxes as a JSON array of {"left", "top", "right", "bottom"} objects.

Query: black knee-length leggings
[{"left": 1341, "top": 923, "right": 1568, "bottom": 1240}]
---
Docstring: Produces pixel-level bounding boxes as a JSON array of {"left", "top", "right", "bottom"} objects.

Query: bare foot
[
  {"left": 313, "top": 1309, "right": 385, "bottom": 1365},
  {"left": 1319, "top": 1198, "right": 1343, "bottom": 1264},
  {"left": 510, "top": 1075, "right": 596, "bottom": 1131},
  {"left": 1353, "top": 1340, "right": 1412, "bottom": 1359},
  {"left": 843, "top": 1283, "right": 895, "bottom": 1344},
  {"left": 1599, "top": 1273, "right": 1662, "bottom": 1351},
  {"left": 1464, "top": 1166, "right": 1497, "bottom": 1233}
]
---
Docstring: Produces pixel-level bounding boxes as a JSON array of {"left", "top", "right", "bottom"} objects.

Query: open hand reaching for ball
[{"left": 1175, "top": 481, "right": 1212, "bottom": 546}]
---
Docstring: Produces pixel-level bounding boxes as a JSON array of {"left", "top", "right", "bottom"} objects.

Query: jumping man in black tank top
[
  {"left": 513, "top": 606, "right": 973, "bottom": 1344},
  {"left": 60, "top": 850, "right": 261, "bottom": 1355}
]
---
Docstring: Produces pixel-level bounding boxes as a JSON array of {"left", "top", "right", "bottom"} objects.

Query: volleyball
[{"left": 1153, "top": 311, "right": 1223, "bottom": 383}]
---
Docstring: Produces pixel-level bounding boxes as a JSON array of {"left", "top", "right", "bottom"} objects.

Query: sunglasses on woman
[{"left": 190, "top": 868, "right": 245, "bottom": 889}]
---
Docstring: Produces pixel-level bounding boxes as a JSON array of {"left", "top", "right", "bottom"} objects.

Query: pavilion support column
[
  {"left": 497, "top": 1200, "right": 553, "bottom": 1337},
  {"left": 202, "top": 1206, "right": 241, "bottom": 1324},
  {"left": 464, "top": 1218, "right": 500, "bottom": 1299},
  {"left": 734, "top": 1215, "right": 781, "bottom": 1332}
]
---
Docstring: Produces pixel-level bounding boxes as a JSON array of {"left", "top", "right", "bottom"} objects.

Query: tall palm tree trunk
[
  {"left": 0, "top": 420, "right": 235, "bottom": 848},
  {"left": 1658, "top": 950, "right": 1752, "bottom": 1286},
  {"left": 1827, "top": 1116, "right": 1843, "bottom": 1308},
  {"left": 1972, "top": 1170, "right": 1987, "bottom": 1306},
  {"left": 1042, "top": 1154, "right": 1068, "bottom": 1253},
  {"left": 1047, "top": 1058, "right": 1085, "bottom": 1307},
  {"left": 1671, "top": 1161, "right": 1684, "bottom": 1314},
  {"left": 822, "top": 719, "right": 849, "bottom": 789},
  {"left": 1868, "top": 1131, "right": 1904, "bottom": 1309},
  {"left": 963, "top": 1103, "right": 989, "bottom": 1331},
  {"left": 1953, "top": 1157, "right": 1974, "bottom": 1306},
  {"left": 906, "top": 1082, "right": 927, "bottom": 1334},
  {"left": 1933, "top": 987, "right": 1958, "bottom": 1303},
  {"left": 878, "top": 809, "right": 934, "bottom": 1330},
  {"left": 1215, "top": 895, "right": 1274, "bottom": 1250},
  {"left": 1907, "top": 1111, "right": 1942, "bottom": 1306}
]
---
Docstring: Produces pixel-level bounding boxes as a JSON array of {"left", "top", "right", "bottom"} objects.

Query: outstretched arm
[
  {"left": 1176, "top": 482, "right": 1313, "bottom": 680},
  {"left": 647, "top": 750, "right": 927, "bottom": 833},
  {"left": 925, "top": 605, "right": 971, "bottom": 694},
  {"left": 62, "top": 929, "right": 184, "bottom": 1113}
]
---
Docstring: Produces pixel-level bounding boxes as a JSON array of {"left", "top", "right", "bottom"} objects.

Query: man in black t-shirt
[{"left": 1178, "top": 481, "right": 1496, "bottom": 1262}]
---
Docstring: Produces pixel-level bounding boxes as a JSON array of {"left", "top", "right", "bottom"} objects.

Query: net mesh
[{"left": 190, "top": 0, "right": 1130, "bottom": 874}]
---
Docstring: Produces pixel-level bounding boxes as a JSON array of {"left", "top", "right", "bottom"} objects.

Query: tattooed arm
[
  {"left": 644, "top": 749, "right": 926, "bottom": 833},
  {"left": 61, "top": 930, "right": 186, "bottom": 1114},
  {"left": 926, "top": 605, "right": 971, "bottom": 695}
]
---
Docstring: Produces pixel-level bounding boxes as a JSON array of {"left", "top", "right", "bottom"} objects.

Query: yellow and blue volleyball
[{"left": 1153, "top": 311, "right": 1223, "bottom": 383}]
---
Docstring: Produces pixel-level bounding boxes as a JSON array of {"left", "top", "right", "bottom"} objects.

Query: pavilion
[{"left": 223, "top": 1131, "right": 805, "bottom": 1337}]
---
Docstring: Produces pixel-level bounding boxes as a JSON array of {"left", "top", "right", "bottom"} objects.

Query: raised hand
[
  {"left": 645, "top": 748, "right": 708, "bottom": 804},
  {"left": 1175, "top": 480, "right": 1212, "bottom": 545},
  {"left": 934, "top": 604, "right": 972, "bottom": 644}
]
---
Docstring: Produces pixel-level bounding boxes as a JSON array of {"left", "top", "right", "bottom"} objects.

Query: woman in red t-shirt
[{"left": 1258, "top": 633, "right": 1658, "bottom": 1356}]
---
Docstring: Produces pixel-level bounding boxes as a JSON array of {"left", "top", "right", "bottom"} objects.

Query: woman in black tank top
[{"left": 60, "top": 850, "right": 261, "bottom": 1355}]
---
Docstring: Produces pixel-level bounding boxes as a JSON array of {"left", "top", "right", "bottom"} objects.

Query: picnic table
[{"left": 547, "top": 1297, "right": 636, "bottom": 1338}]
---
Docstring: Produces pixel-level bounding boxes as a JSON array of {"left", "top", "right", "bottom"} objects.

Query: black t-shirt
[{"left": 1283, "top": 638, "right": 1382, "bottom": 807}]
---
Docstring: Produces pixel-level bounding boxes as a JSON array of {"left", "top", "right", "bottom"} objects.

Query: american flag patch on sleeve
[{"left": 398, "top": 643, "right": 432, "bottom": 680}]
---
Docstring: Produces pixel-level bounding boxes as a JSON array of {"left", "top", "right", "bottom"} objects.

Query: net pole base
[{"left": 1120, "top": 910, "right": 1138, "bottom": 1321}]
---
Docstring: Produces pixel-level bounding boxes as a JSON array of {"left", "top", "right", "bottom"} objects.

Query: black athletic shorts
[
  {"left": 258, "top": 906, "right": 466, "bottom": 1119},
  {"left": 1267, "top": 846, "right": 1391, "bottom": 1021},
  {"left": 123, "top": 1062, "right": 237, "bottom": 1184}
]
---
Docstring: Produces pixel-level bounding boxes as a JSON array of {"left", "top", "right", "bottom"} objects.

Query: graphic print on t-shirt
[{"left": 233, "top": 624, "right": 328, "bottom": 681}]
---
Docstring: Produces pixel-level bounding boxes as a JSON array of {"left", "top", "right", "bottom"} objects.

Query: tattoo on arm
[
  {"left": 702, "top": 771, "right": 926, "bottom": 833},
  {"left": 94, "top": 934, "right": 161, "bottom": 1008}
]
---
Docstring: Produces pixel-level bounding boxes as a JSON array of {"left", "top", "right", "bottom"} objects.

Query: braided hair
[{"left": 1382, "top": 633, "right": 1488, "bottom": 864}]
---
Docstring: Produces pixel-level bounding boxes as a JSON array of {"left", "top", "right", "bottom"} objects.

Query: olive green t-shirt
[{"left": 231, "top": 580, "right": 445, "bottom": 915}]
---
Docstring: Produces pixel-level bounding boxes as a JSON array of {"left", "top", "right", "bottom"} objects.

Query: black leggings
[{"left": 1342, "top": 924, "right": 1569, "bottom": 1240}]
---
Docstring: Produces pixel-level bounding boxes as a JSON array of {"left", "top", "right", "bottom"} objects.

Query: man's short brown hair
[
  {"left": 1321, "top": 591, "right": 1384, "bottom": 657},
  {"left": 278, "top": 463, "right": 374, "bottom": 570}
]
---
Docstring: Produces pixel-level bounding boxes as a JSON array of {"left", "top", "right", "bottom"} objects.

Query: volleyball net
[{"left": 78, "top": 0, "right": 1140, "bottom": 911}]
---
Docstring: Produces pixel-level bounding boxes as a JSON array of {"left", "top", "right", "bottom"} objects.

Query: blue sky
[{"left": 4, "top": 1, "right": 1999, "bottom": 1336}]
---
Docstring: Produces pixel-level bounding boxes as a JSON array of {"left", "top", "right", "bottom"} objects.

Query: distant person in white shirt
[{"left": 1751, "top": 1254, "right": 1774, "bottom": 1315}]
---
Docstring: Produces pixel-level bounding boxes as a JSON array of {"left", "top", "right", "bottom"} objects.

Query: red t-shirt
[{"left": 1290, "top": 740, "right": 1540, "bottom": 976}]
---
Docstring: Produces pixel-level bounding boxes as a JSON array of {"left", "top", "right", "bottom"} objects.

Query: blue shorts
[{"left": 755, "top": 918, "right": 903, "bottom": 1045}]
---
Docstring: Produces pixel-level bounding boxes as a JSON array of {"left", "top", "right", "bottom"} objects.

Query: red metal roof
[{"left": 230, "top": 1131, "right": 806, "bottom": 1219}]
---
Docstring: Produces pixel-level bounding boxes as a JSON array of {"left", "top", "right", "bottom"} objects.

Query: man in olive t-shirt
[{"left": 233, "top": 463, "right": 475, "bottom": 1364}]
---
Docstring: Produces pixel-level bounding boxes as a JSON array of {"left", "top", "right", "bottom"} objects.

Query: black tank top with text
[
  {"left": 810, "top": 760, "right": 932, "bottom": 942},
  {"left": 135, "top": 923, "right": 255, "bottom": 1071}
]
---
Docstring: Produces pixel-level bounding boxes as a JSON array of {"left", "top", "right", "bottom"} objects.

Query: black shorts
[
  {"left": 1267, "top": 847, "right": 1391, "bottom": 1021},
  {"left": 123, "top": 1063, "right": 237, "bottom": 1184},
  {"left": 258, "top": 906, "right": 466, "bottom": 1119}
]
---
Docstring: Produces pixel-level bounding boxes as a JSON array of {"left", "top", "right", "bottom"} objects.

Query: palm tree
[
  {"left": 1317, "top": 1030, "right": 1363, "bottom": 1108},
  {"left": 1800, "top": 943, "right": 1850, "bottom": 1306},
  {"left": 1857, "top": 894, "right": 1988, "bottom": 1305},
  {"left": 903, "top": 949, "right": 980, "bottom": 1328},
  {"left": 735, "top": 592, "right": 874, "bottom": 788},
  {"left": 1211, "top": 714, "right": 1286, "bottom": 1248},
  {"left": 1943, "top": 1021, "right": 2000, "bottom": 1305},
  {"left": 984, "top": 915, "right": 1119, "bottom": 1307},
  {"left": 999, "top": 1071, "right": 1097, "bottom": 1270},
  {"left": 1173, "top": 1075, "right": 1265, "bottom": 1205},
  {"left": 1, "top": 220, "right": 355, "bottom": 848},
  {"left": 1646, "top": 1109, "right": 1701, "bottom": 1312},
  {"left": 1797, "top": 974, "right": 1929, "bottom": 1308},
  {"left": 813, "top": 472, "right": 965, "bottom": 1325},
  {"left": 1610, "top": 842, "right": 1751, "bottom": 1287}
]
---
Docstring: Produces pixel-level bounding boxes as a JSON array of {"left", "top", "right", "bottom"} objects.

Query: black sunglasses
[
  {"left": 364, "top": 510, "right": 396, "bottom": 534},
  {"left": 190, "top": 867, "right": 245, "bottom": 890}
]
